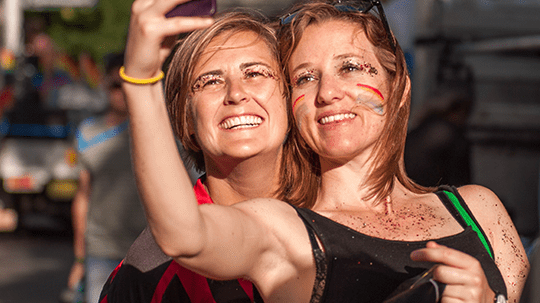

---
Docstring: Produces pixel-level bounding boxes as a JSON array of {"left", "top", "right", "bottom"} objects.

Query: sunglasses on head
[{"left": 279, "top": 0, "right": 396, "bottom": 53}]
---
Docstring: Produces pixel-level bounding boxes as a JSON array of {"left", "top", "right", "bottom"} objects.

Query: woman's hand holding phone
[
  {"left": 124, "top": 0, "right": 214, "bottom": 80},
  {"left": 410, "top": 241, "right": 495, "bottom": 303}
]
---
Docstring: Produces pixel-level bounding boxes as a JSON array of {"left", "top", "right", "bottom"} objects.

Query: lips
[
  {"left": 319, "top": 113, "right": 356, "bottom": 125},
  {"left": 219, "top": 115, "right": 263, "bottom": 130}
]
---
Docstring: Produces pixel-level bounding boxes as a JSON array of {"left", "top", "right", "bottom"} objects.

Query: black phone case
[
  {"left": 383, "top": 267, "right": 446, "bottom": 303},
  {"left": 166, "top": 0, "right": 216, "bottom": 18}
]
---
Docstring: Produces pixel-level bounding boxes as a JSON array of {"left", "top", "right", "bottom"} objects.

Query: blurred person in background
[
  {"left": 27, "top": 32, "right": 75, "bottom": 109},
  {"left": 5, "top": 17, "right": 75, "bottom": 127},
  {"left": 64, "top": 53, "right": 147, "bottom": 303}
]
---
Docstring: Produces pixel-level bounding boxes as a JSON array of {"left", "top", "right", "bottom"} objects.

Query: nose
[
  {"left": 225, "top": 78, "right": 249, "bottom": 105},
  {"left": 316, "top": 74, "right": 344, "bottom": 106}
]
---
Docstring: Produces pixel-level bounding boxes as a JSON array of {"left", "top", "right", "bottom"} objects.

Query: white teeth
[
  {"left": 319, "top": 113, "right": 356, "bottom": 125},
  {"left": 220, "top": 115, "right": 263, "bottom": 129}
]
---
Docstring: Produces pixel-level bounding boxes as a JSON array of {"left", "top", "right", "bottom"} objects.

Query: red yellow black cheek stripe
[
  {"left": 292, "top": 94, "right": 305, "bottom": 110},
  {"left": 357, "top": 84, "right": 384, "bottom": 102}
]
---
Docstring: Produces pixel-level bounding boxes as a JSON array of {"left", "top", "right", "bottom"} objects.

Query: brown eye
[
  {"left": 340, "top": 61, "right": 378, "bottom": 77},
  {"left": 340, "top": 61, "right": 361, "bottom": 74},
  {"left": 192, "top": 74, "right": 223, "bottom": 92},
  {"left": 292, "top": 71, "right": 318, "bottom": 87},
  {"left": 244, "top": 66, "right": 277, "bottom": 80},
  {"left": 246, "top": 71, "right": 263, "bottom": 78}
]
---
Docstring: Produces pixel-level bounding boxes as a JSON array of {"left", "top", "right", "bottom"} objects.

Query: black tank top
[{"left": 295, "top": 185, "right": 507, "bottom": 303}]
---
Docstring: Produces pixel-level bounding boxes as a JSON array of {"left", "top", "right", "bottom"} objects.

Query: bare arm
[
  {"left": 411, "top": 185, "right": 529, "bottom": 303},
  {"left": 123, "top": 0, "right": 228, "bottom": 265},
  {"left": 460, "top": 185, "right": 529, "bottom": 303},
  {"left": 122, "top": 0, "right": 314, "bottom": 288},
  {"left": 68, "top": 169, "right": 91, "bottom": 288}
]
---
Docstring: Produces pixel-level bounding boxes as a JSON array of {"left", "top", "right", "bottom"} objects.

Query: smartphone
[
  {"left": 166, "top": 0, "right": 217, "bottom": 18},
  {"left": 383, "top": 267, "right": 446, "bottom": 303}
]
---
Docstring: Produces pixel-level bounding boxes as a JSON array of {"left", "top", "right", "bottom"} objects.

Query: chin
[{"left": 318, "top": 143, "right": 361, "bottom": 161}]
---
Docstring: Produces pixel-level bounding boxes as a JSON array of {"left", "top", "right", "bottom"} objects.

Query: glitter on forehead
[{"left": 293, "top": 94, "right": 305, "bottom": 111}]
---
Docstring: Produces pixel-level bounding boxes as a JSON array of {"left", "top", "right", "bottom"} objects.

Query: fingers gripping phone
[{"left": 166, "top": 0, "right": 217, "bottom": 18}]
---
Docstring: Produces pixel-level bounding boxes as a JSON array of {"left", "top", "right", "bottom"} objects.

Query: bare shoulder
[
  {"left": 455, "top": 184, "right": 507, "bottom": 219},
  {"left": 454, "top": 184, "right": 515, "bottom": 243}
]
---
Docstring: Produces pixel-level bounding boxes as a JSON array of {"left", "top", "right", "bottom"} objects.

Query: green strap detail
[{"left": 443, "top": 190, "right": 493, "bottom": 259}]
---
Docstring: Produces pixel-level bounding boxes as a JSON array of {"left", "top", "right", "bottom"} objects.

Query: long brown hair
[
  {"left": 165, "top": 10, "right": 318, "bottom": 205},
  {"left": 278, "top": 2, "right": 433, "bottom": 206}
]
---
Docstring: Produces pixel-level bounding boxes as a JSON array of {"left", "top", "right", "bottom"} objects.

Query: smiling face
[
  {"left": 189, "top": 30, "right": 288, "bottom": 164},
  {"left": 288, "top": 20, "right": 389, "bottom": 163}
]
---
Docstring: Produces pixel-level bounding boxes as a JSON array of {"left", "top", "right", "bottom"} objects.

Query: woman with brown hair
[
  {"left": 276, "top": 1, "right": 527, "bottom": 302},
  {"left": 99, "top": 6, "right": 315, "bottom": 303},
  {"left": 122, "top": 0, "right": 527, "bottom": 302}
]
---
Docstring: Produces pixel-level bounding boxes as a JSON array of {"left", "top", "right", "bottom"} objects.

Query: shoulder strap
[
  {"left": 293, "top": 207, "right": 327, "bottom": 303},
  {"left": 435, "top": 185, "right": 494, "bottom": 259}
]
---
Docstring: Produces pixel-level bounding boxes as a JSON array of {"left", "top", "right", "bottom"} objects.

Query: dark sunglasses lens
[
  {"left": 334, "top": 4, "right": 359, "bottom": 12},
  {"left": 350, "top": 0, "right": 373, "bottom": 12}
]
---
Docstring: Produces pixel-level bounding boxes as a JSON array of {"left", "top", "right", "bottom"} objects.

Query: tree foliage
[{"left": 28, "top": 0, "right": 132, "bottom": 64}]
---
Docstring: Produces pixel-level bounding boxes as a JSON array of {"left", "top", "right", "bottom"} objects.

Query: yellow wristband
[{"left": 119, "top": 66, "right": 164, "bottom": 85}]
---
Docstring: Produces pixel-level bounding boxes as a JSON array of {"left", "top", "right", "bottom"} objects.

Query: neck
[
  {"left": 203, "top": 149, "right": 282, "bottom": 206},
  {"left": 314, "top": 154, "right": 381, "bottom": 211}
]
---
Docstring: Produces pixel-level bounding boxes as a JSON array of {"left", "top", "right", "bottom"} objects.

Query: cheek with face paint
[
  {"left": 354, "top": 84, "right": 385, "bottom": 115},
  {"left": 292, "top": 94, "right": 305, "bottom": 111},
  {"left": 294, "top": 102, "right": 311, "bottom": 131}
]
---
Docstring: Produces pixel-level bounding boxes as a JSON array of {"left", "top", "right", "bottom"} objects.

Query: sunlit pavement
[{"left": 0, "top": 228, "right": 72, "bottom": 303}]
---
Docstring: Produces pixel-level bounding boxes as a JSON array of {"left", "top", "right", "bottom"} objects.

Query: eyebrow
[
  {"left": 194, "top": 69, "right": 223, "bottom": 81},
  {"left": 290, "top": 62, "right": 312, "bottom": 76},
  {"left": 240, "top": 61, "right": 274, "bottom": 70},
  {"left": 290, "top": 53, "right": 366, "bottom": 75},
  {"left": 195, "top": 62, "right": 273, "bottom": 78},
  {"left": 334, "top": 53, "right": 362, "bottom": 61}
]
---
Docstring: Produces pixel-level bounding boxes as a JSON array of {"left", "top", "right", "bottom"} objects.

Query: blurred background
[{"left": 0, "top": 0, "right": 539, "bottom": 302}]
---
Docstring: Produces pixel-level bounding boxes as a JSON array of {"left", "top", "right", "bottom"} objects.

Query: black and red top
[{"left": 99, "top": 179, "right": 261, "bottom": 303}]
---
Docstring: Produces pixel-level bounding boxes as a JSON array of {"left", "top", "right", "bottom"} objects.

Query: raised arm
[
  {"left": 121, "top": 0, "right": 313, "bottom": 287},
  {"left": 122, "top": 0, "right": 214, "bottom": 258}
]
